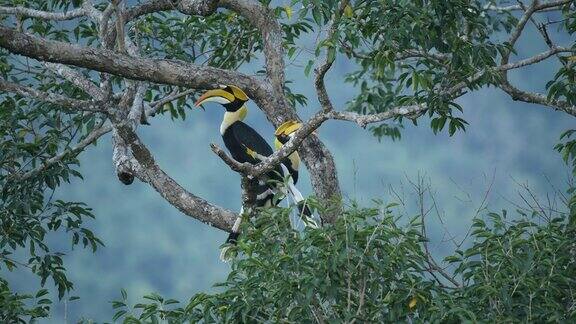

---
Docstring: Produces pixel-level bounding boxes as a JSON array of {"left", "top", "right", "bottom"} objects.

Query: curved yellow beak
[
  {"left": 275, "top": 120, "right": 302, "bottom": 136},
  {"left": 194, "top": 89, "right": 235, "bottom": 107},
  {"left": 275, "top": 120, "right": 319, "bottom": 137}
]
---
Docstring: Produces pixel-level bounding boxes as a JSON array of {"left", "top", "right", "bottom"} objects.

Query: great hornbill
[
  {"left": 274, "top": 121, "right": 316, "bottom": 225},
  {"left": 194, "top": 85, "right": 313, "bottom": 260}
]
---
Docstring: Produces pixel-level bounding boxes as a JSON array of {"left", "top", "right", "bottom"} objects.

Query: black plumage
[
  {"left": 222, "top": 121, "right": 284, "bottom": 207},
  {"left": 223, "top": 122, "right": 283, "bottom": 179}
]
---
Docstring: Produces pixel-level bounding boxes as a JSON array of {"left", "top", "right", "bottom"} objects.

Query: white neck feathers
[{"left": 220, "top": 105, "right": 247, "bottom": 135}]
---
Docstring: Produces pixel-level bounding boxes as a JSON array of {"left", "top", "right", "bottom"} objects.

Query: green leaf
[
  {"left": 113, "top": 310, "right": 127, "bottom": 321},
  {"left": 327, "top": 47, "right": 336, "bottom": 63},
  {"left": 304, "top": 60, "right": 314, "bottom": 77}
]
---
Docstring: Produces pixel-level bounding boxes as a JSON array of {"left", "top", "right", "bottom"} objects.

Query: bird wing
[
  {"left": 232, "top": 122, "right": 274, "bottom": 157},
  {"left": 224, "top": 122, "right": 271, "bottom": 163},
  {"left": 229, "top": 122, "right": 285, "bottom": 182}
]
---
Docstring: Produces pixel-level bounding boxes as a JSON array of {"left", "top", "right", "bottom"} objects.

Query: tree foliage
[
  {"left": 0, "top": 66, "right": 103, "bottom": 321},
  {"left": 108, "top": 203, "right": 576, "bottom": 323}
]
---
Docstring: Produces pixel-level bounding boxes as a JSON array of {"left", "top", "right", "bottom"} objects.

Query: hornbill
[
  {"left": 194, "top": 85, "right": 313, "bottom": 260},
  {"left": 274, "top": 121, "right": 316, "bottom": 225}
]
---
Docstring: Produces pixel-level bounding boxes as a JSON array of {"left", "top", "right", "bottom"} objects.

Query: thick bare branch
[
  {"left": 0, "top": 0, "right": 216, "bottom": 23},
  {"left": 0, "top": 26, "right": 266, "bottom": 98},
  {"left": 127, "top": 84, "right": 147, "bottom": 122},
  {"left": 107, "top": 83, "right": 238, "bottom": 232},
  {"left": 44, "top": 62, "right": 106, "bottom": 101},
  {"left": 534, "top": 0, "right": 573, "bottom": 10},
  {"left": 124, "top": 0, "right": 218, "bottom": 21},
  {"left": 220, "top": 0, "right": 288, "bottom": 109},
  {"left": 0, "top": 5, "right": 88, "bottom": 20},
  {"left": 112, "top": 129, "right": 136, "bottom": 185},
  {"left": 113, "top": 121, "right": 238, "bottom": 232},
  {"left": 110, "top": 80, "right": 140, "bottom": 185},
  {"left": 123, "top": 0, "right": 174, "bottom": 20}
]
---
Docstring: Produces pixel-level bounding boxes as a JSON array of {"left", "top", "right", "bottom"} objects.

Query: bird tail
[
  {"left": 220, "top": 214, "right": 242, "bottom": 262},
  {"left": 286, "top": 182, "right": 319, "bottom": 228}
]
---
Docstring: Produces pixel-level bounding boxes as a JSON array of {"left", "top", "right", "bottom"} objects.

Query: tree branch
[
  {"left": 111, "top": 82, "right": 143, "bottom": 185},
  {"left": 494, "top": 1, "right": 576, "bottom": 117},
  {"left": 124, "top": 0, "right": 218, "bottom": 21},
  {"left": 502, "top": 0, "right": 539, "bottom": 66},
  {"left": 411, "top": 177, "right": 462, "bottom": 288},
  {"left": 500, "top": 0, "right": 538, "bottom": 66},
  {"left": 0, "top": 5, "right": 88, "bottom": 21},
  {"left": 328, "top": 105, "right": 427, "bottom": 128},
  {"left": 105, "top": 81, "right": 238, "bottom": 232},
  {"left": 500, "top": 80, "right": 576, "bottom": 116},
  {"left": 0, "top": 26, "right": 266, "bottom": 99},
  {"left": 498, "top": 46, "right": 576, "bottom": 71},
  {"left": 435, "top": 46, "right": 576, "bottom": 118},
  {"left": 0, "top": 78, "right": 105, "bottom": 112},
  {"left": 17, "top": 122, "right": 112, "bottom": 182},
  {"left": 220, "top": 0, "right": 288, "bottom": 110},
  {"left": 485, "top": 0, "right": 572, "bottom": 12},
  {"left": 211, "top": 105, "right": 426, "bottom": 178},
  {"left": 112, "top": 121, "right": 238, "bottom": 232},
  {"left": 146, "top": 88, "right": 195, "bottom": 116},
  {"left": 315, "top": 0, "right": 349, "bottom": 113},
  {"left": 44, "top": 62, "right": 106, "bottom": 101}
]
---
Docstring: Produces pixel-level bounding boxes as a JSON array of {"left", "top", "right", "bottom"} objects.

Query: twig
[
  {"left": 16, "top": 122, "right": 111, "bottom": 181},
  {"left": 409, "top": 176, "right": 462, "bottom": 288}
]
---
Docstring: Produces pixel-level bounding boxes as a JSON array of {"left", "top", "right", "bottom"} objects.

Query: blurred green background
[{"left": 2, "top": 19, "right": 574, "bottom": 323}]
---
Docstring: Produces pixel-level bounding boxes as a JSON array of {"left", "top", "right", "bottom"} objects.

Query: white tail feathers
[
  {"left": 286, "top": 182, "right": 319, "bottom": 229},
  {"left": 278, "top": 163, "right": 318, "bottom": 228}
]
